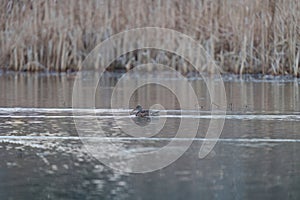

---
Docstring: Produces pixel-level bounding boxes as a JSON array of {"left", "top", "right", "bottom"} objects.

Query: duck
[{"left": 130, "top": 105, "right": 159, "bottom": 117}]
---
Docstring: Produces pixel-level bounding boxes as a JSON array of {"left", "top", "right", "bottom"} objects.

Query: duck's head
[{"left": 135, "top": 105, "right": 143, "bottom": 111}]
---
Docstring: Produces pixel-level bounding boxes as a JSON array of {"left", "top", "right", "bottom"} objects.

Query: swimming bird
[{"left": 130, "top": 105, "right": 159, "bottom": 117}]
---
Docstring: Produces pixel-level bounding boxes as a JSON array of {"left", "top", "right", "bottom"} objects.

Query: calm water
[{"left": 0, "top": 72, "right": 300, "bottom": 200}]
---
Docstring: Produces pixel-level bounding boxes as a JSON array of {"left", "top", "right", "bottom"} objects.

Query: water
[{"left": 0, "top": 72, "right": 300, "bottom": 199}]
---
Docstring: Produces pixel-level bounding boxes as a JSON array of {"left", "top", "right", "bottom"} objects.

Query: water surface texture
[{"left": 0, "top": 73, "right": 299, "bottom": 200}]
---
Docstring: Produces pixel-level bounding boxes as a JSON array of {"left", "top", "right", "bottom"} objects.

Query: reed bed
[{"left": 0, "top": 0, "right": 299, "bottom": 75}]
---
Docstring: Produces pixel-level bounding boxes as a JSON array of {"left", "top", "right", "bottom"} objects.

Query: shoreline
[{"left": 1, "top": 69, "right": 300, "bottom": 83}]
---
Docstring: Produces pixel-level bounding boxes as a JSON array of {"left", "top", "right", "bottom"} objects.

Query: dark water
[{"left": 0, "top": 72, "right": 300, "bottom": 200}]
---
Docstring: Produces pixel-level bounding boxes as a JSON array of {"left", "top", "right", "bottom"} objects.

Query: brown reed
[{"left": 0, "top": 0, "right": 299, "bottom": 76}]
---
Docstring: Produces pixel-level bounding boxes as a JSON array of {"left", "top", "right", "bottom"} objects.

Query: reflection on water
[
  {"left": 1, "top": 72, "right": 299, "bottom": 112},
  {"left": 0, "top": 72, "right": 300, "bottom": 199}
]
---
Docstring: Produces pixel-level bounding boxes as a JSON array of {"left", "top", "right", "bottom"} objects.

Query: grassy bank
[{"left": 0, "top": 0, "right": 299, "bottom": 75}]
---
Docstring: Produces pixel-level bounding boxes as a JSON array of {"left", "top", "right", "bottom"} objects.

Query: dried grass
[{"left": 0, "top": 0, "right": 299, "bottom": 75}]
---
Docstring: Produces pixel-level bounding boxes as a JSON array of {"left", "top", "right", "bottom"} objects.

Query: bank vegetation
[{"left": 0, "top": 0, "right": 299, "bottom": 76}]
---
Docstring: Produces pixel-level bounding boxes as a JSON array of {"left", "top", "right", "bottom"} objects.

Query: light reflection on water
[{"left": 0, "top": 72, "right": 299, "bottom": 200}]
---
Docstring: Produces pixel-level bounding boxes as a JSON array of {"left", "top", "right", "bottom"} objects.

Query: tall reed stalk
[{"left": 0, "top": 0, "right": 299, "bottom": 75}]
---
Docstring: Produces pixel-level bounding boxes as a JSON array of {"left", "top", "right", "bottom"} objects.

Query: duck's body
[{"left": 131, "top": 105, "right": 159, "bottom": 117}]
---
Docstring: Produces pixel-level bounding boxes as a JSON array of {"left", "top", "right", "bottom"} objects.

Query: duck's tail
[{"left": 150, "top": 110, "right": 160, "bottom": 116}]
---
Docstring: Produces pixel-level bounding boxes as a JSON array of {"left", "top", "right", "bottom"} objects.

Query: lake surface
[{"left": 0, "top": 72, "right": 300, "bottom": 200}]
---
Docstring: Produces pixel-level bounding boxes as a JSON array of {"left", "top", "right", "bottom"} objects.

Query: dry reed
[{"left": 0, "top": 0, "right": 299, "bottom": 75}]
